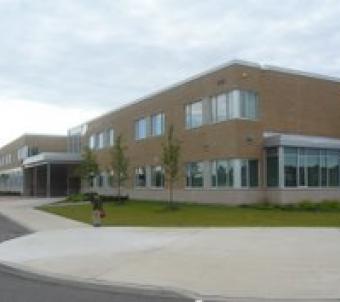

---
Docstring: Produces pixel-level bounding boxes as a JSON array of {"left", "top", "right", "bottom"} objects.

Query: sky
[{"left": 0, "top": 0, "right": 340, "bottom": 147}]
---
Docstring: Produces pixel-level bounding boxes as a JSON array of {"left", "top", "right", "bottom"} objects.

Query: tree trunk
[{"left": 169, "top": 179, "right": 174, "bottom": 209}]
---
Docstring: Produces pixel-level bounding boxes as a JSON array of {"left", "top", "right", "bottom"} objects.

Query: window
[
  {"left": 97, "top": 174, "right": 104, "bottom": 187},
  {"left": 241, "top": 159, "right": 258, "bottom": 187},
  {"left": 211, "top": 160, "right": 233, "bottom": 187},
  {"left": 211, "top": 93, "right": 231, "bottom": 122},
  {"left": 306, "top": 149, "right": 320, "bottom": 187},
  {"left": 284, "top": 147, "right": 298, "bottom": 187},
  {"left": 108, "top": 128, "right": 114, "bottom": 146},
  {"left": 151, "top": 166, "right": 164, "bottom": 187},
  {"left": 89, "top": 135, "right": 96, "bottom": 150},
  {"left": 151, "top": 113, "right": 165, "bottom": 136},
  {"left": 98, "top": 132, "right": 105, "bottom": 149},
  {"left": 327, "top": 151, "right": 339, "bottom": 186},
  {"left": 239, "top": 90, "right": 258, "bottom": 119},
  {"left": 135, "top": 167, "right": 146, "bottom": 187},
  {"left": 266, "top": 148, "right": 279, "bottom": 187},
  {"left": 185, "top": 101, "right": 203, "bottom": 129},
  {"left": 135, "top": 118, "right": 148, "bottom": 140},
  {"left": 186, "top": 162, "right": 204, "bottom": 187}
]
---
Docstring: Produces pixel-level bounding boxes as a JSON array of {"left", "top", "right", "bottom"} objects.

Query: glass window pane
[
  {"left": 135, "top": 167, "right": 146, "bottom": 187},
  {"left": 217, "top": 160, "right": 228, "bottom": 186},
  {"left": 151, "top": 166, "right": 164, "bottom": 187},
  {"left": 320, "top": 150, "right": 327, "bottom": 186},
  {"left": 151, "top": 113, "right": 164, "bottom": 136},
  {"left": 191, "top": 101, "right": 203, "bottom": 128},
  {"left": 241, "top": 160, "right": 248, "bottom": 187},
  {"left": 249, "top": 160, "right": 258, "bottom": 187},
  {"left": 284, "top": 147, "right": 298, "bottom": 187},
  {"left": 307, "top": 149, "right": 320, "bottom": 187},
  {"left": 299, "top": 148, "right": 306, "bottom": 186},
  {"left": 327, "top": 151, "right": 339, "bottom": 187},
  {"left": 211, "top": 161, "right": 217, "bottom": 187},
  {"left": 217, "top": 94, "right": 227, "bottom": 122},
  {"left": 187, "top": 162, "right": 204, "bottom": 187},
  {"left": 266, "top": 148, "right": 279, "bottom": 187}
]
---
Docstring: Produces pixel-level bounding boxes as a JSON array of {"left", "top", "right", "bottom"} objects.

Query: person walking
[{"left": 90, "top": 193, "right": 105, "bottom": 227}]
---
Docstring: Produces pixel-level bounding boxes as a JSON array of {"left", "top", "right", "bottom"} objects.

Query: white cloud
[
  {"left": 0, "top": 98, "right": 105, "bottom": 147},
  {"left": 0, "top": 0, "right": 340, "bottom": 146}
]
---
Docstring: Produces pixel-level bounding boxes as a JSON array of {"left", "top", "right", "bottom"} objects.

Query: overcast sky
[{"left": 1, "top": 0, "right": 340, "bottom": 147}]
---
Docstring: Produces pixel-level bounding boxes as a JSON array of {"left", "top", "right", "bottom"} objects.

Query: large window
[
  {"left": 135, "top": 118, "right": 148, "bottom": 140},
  {"left": 271, "top": 147, "right": 340, "bottom": 188},
  {"left": 151, "top": 166, "right": 164, "bottom": 188},
  {"left": 186, "top": 162, "right": 204, "bottom": 187},
  {"left": 135, "top": 167, "right": 146, "bottom": 187},
  {"left": 185, "top": 101, "right": 203, "bottom": 129},
  {"left": 89, "top": 135, "right": 96, "bottom": 150},
  {"left": 327, "top": 151, "right": 340, "bottom": 187},
  {"left": 241, "top": 159, "right": 258, "bottom": 187},
  {"left": 211, "top": 160, "right": 233, "bottom": 187},
  {"left": 106, "top": 128, "right": 114, "bottom": 147},
  {"left": 266, "top": 148, "right": 279, "bottom": 187},
  {"left": 151, "top": 113, "right": 165, "bottom": 136},
  {"left": 211, "top": 93, "right": 231, "bottom": 122},
  {"left": 239, "top": 90, "right": 259, "bottom": 119},
  {"left": 284, "top": 147, "right": 298, "bottom": 187}
]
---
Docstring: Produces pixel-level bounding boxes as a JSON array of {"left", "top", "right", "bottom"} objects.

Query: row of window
[
  {"left": 85, "top": 89, "right": 259, "bottom": 147},
  {"left": 0, "top": 154, "right": 12, "bottom": 167},
  {"left": 17, "top": 146, "right": 39, "bottom": 161},
  {"left": 89, "top": 159, "right": 259, "bottom": 190},
  {"left": 0, "top": 171, "right": 23, "bottom": 190},
  {"left": 266, "top": 147, "right": 340, "bottom": 187},
  {"left": 185, "top": 89, "right": 259, "bottom": 129},
  {"left": 89, "top": 128, "right": 114, "bottom": 150},
  {"left": 135, "top": 112, "right": 165, "bottom": 140}
]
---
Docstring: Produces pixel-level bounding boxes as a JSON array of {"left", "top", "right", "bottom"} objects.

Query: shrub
[{"left": 66, "top": 193, "right": 90, "bottom": 202}]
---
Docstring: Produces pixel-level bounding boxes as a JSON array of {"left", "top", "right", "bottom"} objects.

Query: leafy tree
[
  {"left": 109, "top": 134, "right": 129, "bottom": 202},
  {"left": 161, "top": 125, "right": 181, "bottom": 208},
  {"left": 77, "top": 147, "right": 99, "bottom": 189}
]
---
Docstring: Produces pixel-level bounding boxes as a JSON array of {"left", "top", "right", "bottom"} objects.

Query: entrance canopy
[
  {"left": 264, "top": 132, "right": 340, "bottom": 149},
  {"left": 23, "top": 152, "right": 82, "bottom": 197},
  {"left": 23, "top": 152, "right": 82, "bottom": 168}
]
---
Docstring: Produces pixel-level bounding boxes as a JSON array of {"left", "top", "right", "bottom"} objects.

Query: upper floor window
[
  {"left": 89, "top": 135, "right": 96, "bottom": 150},
  {"left": 107, "top": 128, "right": 114, "bottom": 146},
  {"left": 135, "top": 118, "right": 148, "bottom": 140},
  {"left": 211, "top": 93, "right": 232, "bottom": 123},
  {"left": 186, "top": 161, "right": 204, "bottom": 187},
  {"left": 185, "top": 101, "right": 203, "bottom": 129},
  {"left": 98, "top": 132, "right": 105, "bottom": 149},
  {"left": 151, "top": 113, "right": 165, "bottom": 136},
  {"left": 239, "top": 90, "right": 259, "bottom": 120}
]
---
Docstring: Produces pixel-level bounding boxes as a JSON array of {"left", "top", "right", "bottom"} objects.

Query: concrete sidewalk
[
  {"left": 0, "top": 198, "right": 340, "bottom": 300},
  {"left": 0, "top": 197, "right": 87, "bottom": 231}
]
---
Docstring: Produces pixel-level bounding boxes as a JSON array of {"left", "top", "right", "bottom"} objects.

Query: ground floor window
[
  {"left": 241, "top": 159, "right": 258, "bottom": 187},
  {"left": 135, "top": 167, "right": 146, "bottom": 187},
  {"left": 151, "top": 166, "right": 164, "bottom": 187},
  {"left": 267, "top": 147, "right": 340, "bottom": 188},
  {"left": 211, "top": 160, "right": 233, "bottom": 187},
  {"left": 186, "top": 162, "right": 204, "bottom": 187}
]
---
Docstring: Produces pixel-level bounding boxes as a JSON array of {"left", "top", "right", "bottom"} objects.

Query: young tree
[
  {"left": 77, "top": 147, "right": 99, "bottom": 190},
  {"left": 161, "top": 125, "right": 181, "bottom": 208},
  {"left": 109, "top": 134, "right": 129, "bottom": 203}
]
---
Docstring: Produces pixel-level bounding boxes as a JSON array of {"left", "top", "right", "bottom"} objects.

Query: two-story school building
[{"left": 1, "top": 60, "right": 340, "bottom": 203}]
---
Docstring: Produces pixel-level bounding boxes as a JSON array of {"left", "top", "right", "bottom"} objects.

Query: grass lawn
[{"left": 38, "top": 200, "right": 340, "bottom": 227}]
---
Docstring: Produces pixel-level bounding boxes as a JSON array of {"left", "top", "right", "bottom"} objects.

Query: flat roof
[
  {"left": 264, "top": 133, "right": 340, "bottom": 150},
  {"left": 77, "top": 59, "right": 340, "bottom": 129},
  {"left": 23, "top": 152, "right": 82, "bottom": 168}
]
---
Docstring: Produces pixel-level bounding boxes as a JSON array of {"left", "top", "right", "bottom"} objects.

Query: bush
[
  {"left": 241, "top": 200, "right": 340, "bottom": 212},
  {"left": 65, "top": 193, "right": 90, "bottom": 202}
]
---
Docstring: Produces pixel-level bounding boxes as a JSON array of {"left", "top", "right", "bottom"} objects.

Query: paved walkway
[
  {"left": 0, "top": 197, "right": 340, "bottom": 300},
  {"left": 0, "top": 197, "right": 87, "bottom": 231}
]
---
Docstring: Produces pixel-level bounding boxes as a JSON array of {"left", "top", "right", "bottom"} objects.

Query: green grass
[{"left": 38, "top": 200, "right": 340, "bottom": 227}]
